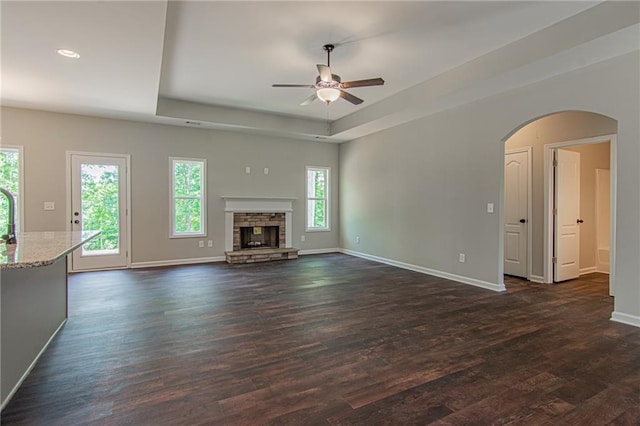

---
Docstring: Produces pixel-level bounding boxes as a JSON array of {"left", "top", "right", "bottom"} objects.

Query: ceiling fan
[{"left": 272, "top": 44, "right": 384, "bottom": 106}]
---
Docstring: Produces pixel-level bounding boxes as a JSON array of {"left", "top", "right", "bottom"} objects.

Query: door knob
[
  {"left": 577, "top": 219, "right": 584, "bottom": 224},
  {"left": 519, "top": 219, "right": 526, "bottom": 223}
]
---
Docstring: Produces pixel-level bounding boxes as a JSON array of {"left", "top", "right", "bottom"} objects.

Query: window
[
  {"left": 306, "top": 166, "right": 330, "bottom": 231},
  {"left": 171, "top": 158, "right": 206, "bottom": 237},
  {"left": 0, "top": 146, "right": 23, "bottom": 234}
]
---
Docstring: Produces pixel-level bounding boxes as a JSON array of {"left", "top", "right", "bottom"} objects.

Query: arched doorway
[{"left": 500, "top": 111, "right": 617, "bottom": 295}]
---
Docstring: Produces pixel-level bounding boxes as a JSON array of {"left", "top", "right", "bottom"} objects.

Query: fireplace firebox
[{"left": 240, "top": 226, "right": 279, "bottom": 249}]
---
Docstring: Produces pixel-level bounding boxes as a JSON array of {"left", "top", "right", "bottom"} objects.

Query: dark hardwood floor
[{"left": 2, "top": 254, "right": 638, "bottom": 425}]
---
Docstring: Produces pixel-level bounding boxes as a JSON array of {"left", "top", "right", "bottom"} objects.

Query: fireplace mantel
[
  {"left": 221, "top": 196, "right": 296, "bottom": 213},
  {"left": 222, "top": 197, "right": 295, "bottom": 252}
]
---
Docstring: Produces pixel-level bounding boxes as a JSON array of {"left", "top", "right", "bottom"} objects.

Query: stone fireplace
[
  {"left": 233, "top": 212, "right": 284, "bottom": 250},
  {"left": 223, "top": 197, "right": 299, "bottom": 264}
]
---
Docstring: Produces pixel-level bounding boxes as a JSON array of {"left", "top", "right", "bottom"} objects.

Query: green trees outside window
[
  {"left": 307, "top": 167, "right": 329, "bottom": 230},
  {"left": 0, "top": 148, "right": 21, "bottom": 234},
  {"left": 172, "top": 158, "right": 206, "bottom": 236}
]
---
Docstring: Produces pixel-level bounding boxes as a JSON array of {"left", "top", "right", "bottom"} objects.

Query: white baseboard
[
  {"left": 529, "top": 275, "right": 546, "bottom": 283},
  {"left": 579, "top": 266, "right": 598, "bottom": 275},
  {"left": 70, "top": 265, "right": 129, "bottom": 273},
  {"left": 130, "top": 256, "right": 225, "bottom": 269},
  {"left": 1, "top": 319, "right": 67, "bottom": 411},
  {"left": 298, "top": 248, "right": 340, "bottom": 256},
  {"left": 340, "top": 249, "right": 505, "bottom": 292},
  {"left": 610, "top": 311, "right": 640, "bottom": 328}
]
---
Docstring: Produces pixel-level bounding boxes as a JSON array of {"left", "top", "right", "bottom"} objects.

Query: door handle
[
  {"left": 577, "top": 219, "right": 584, "bottom": 224},
  {"left": 73, "top": 220, "right": 80, "bottom": 224},
  {"left": 519, "top": 219, "right": 526, "bottom": 223}
]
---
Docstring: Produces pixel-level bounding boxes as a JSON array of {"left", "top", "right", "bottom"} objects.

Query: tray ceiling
[{"left": 4, "top": 1, "right": 624, "bottom": 141}]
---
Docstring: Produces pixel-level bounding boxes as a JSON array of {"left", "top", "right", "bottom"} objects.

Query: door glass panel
[
  {"left": 80, "top": 163, "right": 120, "bottom": 256},
  {"left": 0, "top": 148, "right": 21, "bottom": 233}
]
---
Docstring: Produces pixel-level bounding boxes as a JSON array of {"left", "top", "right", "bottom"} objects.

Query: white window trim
[
  {"left": 306, "top": 165, "right": 330, "bottom": 232},
  {"left": 170, "top": 157, "right": 207, "bottom": 238},
  {"left": 0, "top": 145, "right": 24, "bottom": 233}
]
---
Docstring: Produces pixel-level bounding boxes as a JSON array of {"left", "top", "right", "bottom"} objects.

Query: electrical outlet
[
  {"left": 487, "top": 203, "right": 494, "bottom": 213},
  {"left": 245, "top": 166, "right": 251, "bottom": 174},
  {"left": 301, "top": 235, "right": 305, "bottom": 242},
  {"left": 44, "top": 201, "right": 55, "bottom": 211},
  {"left": 199, "top": 240, "right": 204, "bottom": 248},
  {"left": 207, "top": 240, "right": 213, "bottom": 248},
  {"left": 459, "top": 253, "right": 466, "bottom": 263},
  {"left": 264, "top": 167, "right": 269, "bottom": 175},
  {"left": 356, "top": 236, "right": 360, "bottom": 244}
]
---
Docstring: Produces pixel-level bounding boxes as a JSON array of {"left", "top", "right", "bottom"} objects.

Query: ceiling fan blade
[
  {"left": 317, "top": 64, "right": 332, "bottom": 82},
  {"left": 272, "top": 84, "right": 315, "bottom": 88},
  {"left": 341, "top": 78, "right": 385, "bottom": 89},
  {"left": 300, "top": 92, "right": 318, "bottom": 106},
  {"left": 340, "top": 90, "right": 364, "bottom": 105}
]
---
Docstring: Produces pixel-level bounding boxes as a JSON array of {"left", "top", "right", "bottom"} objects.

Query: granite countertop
[{"left": 0, "top": 231, "right": 100, "bottom": 270}]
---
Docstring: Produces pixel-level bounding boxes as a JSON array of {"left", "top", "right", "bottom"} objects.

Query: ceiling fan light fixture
[
  {"left": 57, "top": 49, "right": 80, "bottom": 59},
  {"left": 317, "top": 87, "right": 340, "bottom": 103}
]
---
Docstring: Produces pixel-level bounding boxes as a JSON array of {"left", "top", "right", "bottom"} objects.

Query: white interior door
[
  {"left": 70, "top": 154, "right": 128, "bottom": 271},
  {"left": 504, "top": 150, "right": 529, "bottom": 278},
  {"left": 554, "top": 149, "right": 581, "bottom": 282}
]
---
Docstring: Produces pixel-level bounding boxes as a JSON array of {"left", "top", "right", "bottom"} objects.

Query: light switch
[
  {"left": 245, "top": 166, "right": 251, "bottom": 174},
  {"left": 487, "top": 203, "right": 494, "bottom": 213},
  {"left": 264, "top": 168, "right": 269, "bottom": 175},
  {"left": 44, "top": 201, "right": 55, "bottom": 211}
]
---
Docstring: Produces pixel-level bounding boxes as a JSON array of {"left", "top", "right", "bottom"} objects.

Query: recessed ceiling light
[{"left": 57, "top": 49, "right": 80, "bottom": 59}]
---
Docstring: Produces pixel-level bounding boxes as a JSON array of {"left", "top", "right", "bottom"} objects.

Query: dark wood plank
[{"left": 2, "top": 255, "right": 638, "bottom": 425}]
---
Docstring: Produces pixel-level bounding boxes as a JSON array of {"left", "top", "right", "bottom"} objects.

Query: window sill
[
  {"left": 305, "top": 228, "right": 331, "bottom": 233},
  {"left": 169, "top": 234, "right": 207, "bottom": 239}
]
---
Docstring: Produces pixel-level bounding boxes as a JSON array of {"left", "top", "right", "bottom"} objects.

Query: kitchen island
[{"left": 1, "top": 231, "right": 99, "bottom": 409}]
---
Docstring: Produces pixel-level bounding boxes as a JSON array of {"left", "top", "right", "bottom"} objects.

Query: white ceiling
[{"left": 2, "top": 0, "right": 618, "bottom": 141}]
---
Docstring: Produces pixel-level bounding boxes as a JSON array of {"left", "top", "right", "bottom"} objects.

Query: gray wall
[
  {"left": 506, "top": 112, "right": 614, "bottom": 277},
  {"left": 1, "top": 108, "right": 340, "bottom": 263},
  {"left": 340, "top": 51, "right": 639, "bottom": 321}
]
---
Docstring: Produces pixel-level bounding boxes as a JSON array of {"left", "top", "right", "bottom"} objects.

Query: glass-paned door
[{"left": 70, "top": 154, "right": 128, "bottom": 270}]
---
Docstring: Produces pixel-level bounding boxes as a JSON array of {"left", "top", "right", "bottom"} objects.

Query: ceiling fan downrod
[{"left": 323, "top": 44, "right": 334, "bottom": 67}]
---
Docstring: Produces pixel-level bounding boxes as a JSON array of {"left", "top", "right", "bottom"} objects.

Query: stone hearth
[{"left": 225, "top": 247, "right": 299, "bottom": 264}]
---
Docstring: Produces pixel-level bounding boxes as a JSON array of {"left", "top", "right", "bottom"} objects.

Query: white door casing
[
  {"left": 595, "top": 168, "right": 610, "bottom": 275},
  {"left": 504, "top": 149, "right": 530, "bottom": 278},
  {"left": 69, "top": 153, "right": 129, "bottom": 271},
  {"left": 554, "top": 149, "right": 581, "bottom": 282}
]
